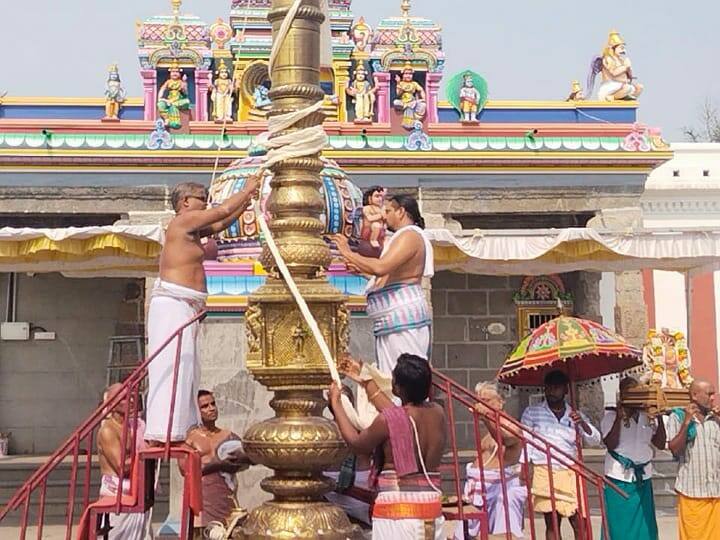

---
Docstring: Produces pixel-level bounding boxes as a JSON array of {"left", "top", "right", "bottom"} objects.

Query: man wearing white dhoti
[
  {"left": 145, "top": 178, "right": 258, "bottom": 444},
  {"left": 96, "top": 383, "right": 152, "bottom": 539},
  {"left": 332, "top": 194, "right": 434, "bottom": 374}
]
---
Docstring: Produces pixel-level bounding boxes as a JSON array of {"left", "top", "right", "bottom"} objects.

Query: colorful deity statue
[
  {"left": 346, "top": 66, "right": 376, "bottom": 123},
  {"left": 253, "top": 84, "right": 272, "bottom": 110},
  {"left": 588, "top": 30, "right": 643, "bottom": 102},
  {"left": 458, "top": 72, "right": 481, "bottom": 122},
  {"left": 209, "top": 60, "right": 235, "bottom": 122},
  {"left": 641, "top": 328, "right": 693, "bottom": 389},
  {"left": 157, "top": 60, "right": 191, "bottom": 130},
  {"left": 566, "top": 80, "right": 585, "bottom": 101},
  {"left": 393, "top": 65, "right": 426, "bottom": 130},
  {"left": 103, "top": 64, "right": 126, "bottom": 120}
]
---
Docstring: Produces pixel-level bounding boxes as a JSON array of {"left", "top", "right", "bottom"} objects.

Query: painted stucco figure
[
  {"left": 588, "top": 30, "right": 643, "bottom": 102},
  {"left": 103, "top": 65, "right": 126, "bottom": 120},
  {"left": 346, "top": 66, "right": 376, "bottom": 122},
  {"left": 393, "top": 65, "right": 426, "bottom": 130},
  {"left": 209, "top": 60, "right": 234, "bottom": 122},
  {"left": 157, "top": 61, "right": 191, "bottom": 130},
  {"left": 446, "top": 70, "right": 488, "bottom": 123}
]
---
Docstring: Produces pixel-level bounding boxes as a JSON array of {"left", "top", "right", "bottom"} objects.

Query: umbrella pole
[{"left": 569, "top": 379, "right": 593, "bottom": 539}]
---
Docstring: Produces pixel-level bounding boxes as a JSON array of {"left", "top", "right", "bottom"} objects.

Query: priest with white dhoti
[{"left": 145, "top": 178, "right": 259, "bottom": 444}]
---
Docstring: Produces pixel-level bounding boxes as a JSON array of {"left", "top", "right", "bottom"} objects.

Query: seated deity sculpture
[
  {"left": 103, "top": 64, "right": 126, "bottom": 120},
  {"left": 588, "top": 30, "right": 643, "bottom": 102},
  {"left": 346, "top": 66, "right": 376, "bottom": 123},
  {"left": 393, "top": 65, "right": 426, "bottom": 130},
  {"left": 641, "top": 328, "right": 693, "bottom": 389},
  {"left": 157, "top": 61, "right": 191, "bottom": 130},
  {"left": 210, "top": 60, "right": 234, "bottom": 122}
]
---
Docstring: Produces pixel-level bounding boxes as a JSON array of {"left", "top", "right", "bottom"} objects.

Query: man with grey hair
[
  {"left": 145, "top": 176, "right": 259, "bottom": 445},
  {"left": 455, "top": 380, "right": 527, "bottom": 539}
]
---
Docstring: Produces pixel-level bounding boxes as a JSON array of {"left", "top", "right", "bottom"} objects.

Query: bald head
[{"left": 690, "top": 378, "right": 715, "bottom": 411}]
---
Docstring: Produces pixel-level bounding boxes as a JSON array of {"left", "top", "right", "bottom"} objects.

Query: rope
[{"left": 243, "top": 0, "right": 340, "bottom": 383}]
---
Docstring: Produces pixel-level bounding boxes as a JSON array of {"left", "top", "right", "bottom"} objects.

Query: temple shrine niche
[
  {"left": 514, "top": 275, "right": 573, "bottom": 337},
  {"left": 348, "top": 0, "right": 443, "bottom": 130},
  {"left": 136, "top": 0, "right": 212, "bottom": 128},
  {"left": 228, "top": 0, "right": 354, "bottom": 122}
]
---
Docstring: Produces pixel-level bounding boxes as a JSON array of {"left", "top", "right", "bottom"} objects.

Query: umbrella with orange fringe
[{"left": 497, "top": 316, "right": 642, "bottom": 387}]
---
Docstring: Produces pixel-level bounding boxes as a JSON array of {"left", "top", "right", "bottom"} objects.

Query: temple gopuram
[{"left": 1, "top": 0, "right": 719, "bottom": 522}]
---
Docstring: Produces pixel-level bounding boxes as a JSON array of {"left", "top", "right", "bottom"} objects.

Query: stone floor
[{"left": 0, "top": 515, "right": 679, "bottom": 539}]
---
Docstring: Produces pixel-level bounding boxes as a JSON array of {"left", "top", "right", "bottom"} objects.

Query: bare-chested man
[
  {"left": 454, "top": 382, "right": 527, "bottom": 539},
  {"left": 96, "top": 383, "right": 152, "bottom": 539},
  {"left": 186, "top": 390, "right": 250, "bottom": 533},
  {"left": 145, "top": 176, "right": 259, "bottom": 444},
  {"left": 332, "top": 194, "right": 434, "bottom": 374},
  {"left": 330, "top": 353, "right": 446, "bottom": 539}
]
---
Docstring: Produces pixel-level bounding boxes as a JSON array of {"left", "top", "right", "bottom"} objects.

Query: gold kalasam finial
[
  {"left": 401, "top": 0, "right": 411, "bottom": 18},
  {"left": 171, "top": 0, "right": 182, "bottom": 19}
]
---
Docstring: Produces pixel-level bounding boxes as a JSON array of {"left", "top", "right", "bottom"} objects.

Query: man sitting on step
[
  {"left": 96, "top": 383, "right": 152, "bottom": 539},
  {"left": 186, "top": 390, "right": 251, "bottom": 538}
]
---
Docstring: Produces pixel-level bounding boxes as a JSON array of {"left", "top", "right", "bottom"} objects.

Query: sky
[{"left": 2, "top": 0, "right": 719, "bottom": 141}]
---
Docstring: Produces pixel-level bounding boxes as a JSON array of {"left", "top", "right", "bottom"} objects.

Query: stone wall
[
  {"left": 430, "top": 270, "right": 606, "bottom": 447},
  {"left": 0, "top": 273, "right": 142, "bottom": 454},
  {"left": 431, "top": 272, "right": 523, "bottom": 444}
]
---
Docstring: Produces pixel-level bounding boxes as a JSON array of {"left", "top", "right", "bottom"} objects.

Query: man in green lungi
[{"left": 601, "top": 377, "right": 666, "bottom": 540}]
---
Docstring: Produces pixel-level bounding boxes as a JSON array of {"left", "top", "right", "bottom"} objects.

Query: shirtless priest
[
  {"left": 331, "top": 194, "right": 434, "bottom": 374},
  {"left": 330, "top": 353, "right": 447, "bottom": 538},
  {"left": 145, "top": 176, "right": 259, "bottom": 444}
]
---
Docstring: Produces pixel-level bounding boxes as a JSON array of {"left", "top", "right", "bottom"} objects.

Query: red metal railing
[
  {"left": 432, "top": 368, "right": 623, "bottom": 540},
  {"left": 0, "top": 310, "right": 208, "bottom": 540},
  {"left": 2, "top": 309, "right": 624, "bottom": 540}
]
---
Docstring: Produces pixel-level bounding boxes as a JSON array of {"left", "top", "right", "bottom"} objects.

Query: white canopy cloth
[
  {"left": 0, "top": 225, "right": 163, "bottom": 276},
  {"left": 1, "top": 225, "right": 719, "bottom": 278},
  {"left": 425, "top": 227, "right": 720, "bottom": 276}
]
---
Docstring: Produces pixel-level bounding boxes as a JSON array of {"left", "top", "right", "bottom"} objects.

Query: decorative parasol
[{"left": 498, "top": 316, "right": 642, "bottom": 386}]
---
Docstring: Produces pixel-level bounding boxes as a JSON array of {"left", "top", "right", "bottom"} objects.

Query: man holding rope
[
  {"left": 332, "top": 194, "right": 434, "bottom": 374},
  {"left": 145, "top": 176, "right": 259, "bottom": 445}
]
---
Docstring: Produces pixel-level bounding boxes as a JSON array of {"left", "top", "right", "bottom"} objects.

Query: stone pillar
[
  {"left": 141, "top": 69, "right": 158, "bottom": 121},
  {"left": 373, "top": 72, "right": 390, "bottom": 123},
  {"left": 614, "top": 271, "right": 649, "bottom": 347},
  {"left": 194, "top": 69, "right": 212, "bottom": 122},
  {"left": 425, "top": 72, "right": 442, "bottom": 124},
  {"left": 573, "top": 271, "right": 605, "bottom": 427},
  {"left": 334, "top": 60, "right": 351, "bottom": 122}
]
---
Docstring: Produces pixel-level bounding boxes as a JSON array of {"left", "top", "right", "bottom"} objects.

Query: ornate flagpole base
[{"left": 236, "top": 281, "right": 361, "bottom": 539}]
